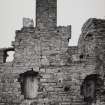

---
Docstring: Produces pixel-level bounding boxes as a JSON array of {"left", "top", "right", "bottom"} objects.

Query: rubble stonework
[{"left": 0, "top": 0, "right": 105, "bottom": 105}]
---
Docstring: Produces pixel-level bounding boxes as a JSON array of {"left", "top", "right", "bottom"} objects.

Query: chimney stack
[{"left": 36, "top": 0, "right": 57, "bottom": 29}]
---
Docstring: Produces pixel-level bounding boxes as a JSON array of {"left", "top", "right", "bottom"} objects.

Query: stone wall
[
  {"left": 0, "top": 0, "right": 105, "bottom": 104},
  {"left": 78, "top": 18, "right": 105, "bottom": 105},
  {"left": 0, "top": 22, "right": 102, "bottom": 105}
]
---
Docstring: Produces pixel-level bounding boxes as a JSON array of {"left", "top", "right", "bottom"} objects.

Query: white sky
[{"left": 0, "top": 0, "right": 105, "bottom": 48}]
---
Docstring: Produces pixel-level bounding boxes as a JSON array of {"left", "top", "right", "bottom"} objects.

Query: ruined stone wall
[
  {"left": 1, "top": 18, "right": 105, "bottom": 105},
  {"left": 78, "top": 18, "right": 105, "bottom": 75},
  {"left": 0, "top": 26, "right": 98, "bottom": 105},
  {"left": 78, "top": 18, "right": 105, "bottom": 105},
  {"left": 0, "top": 24, "right": 73, "bottom": 105},
  {"left": 0, "top": 0, "right": 105, "bottom": 104}
]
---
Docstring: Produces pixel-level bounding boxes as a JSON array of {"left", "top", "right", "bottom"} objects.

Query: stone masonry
[{"left": 0, "top": 0, "right": 105, "bottom": 105}]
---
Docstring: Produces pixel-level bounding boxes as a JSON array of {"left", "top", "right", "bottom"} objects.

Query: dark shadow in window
[
  {"left": 80, "top": 74, "right": 103, "bottom": 104},
  {"left": 18, "top": 68, "right": 41, "bottom": 99}
]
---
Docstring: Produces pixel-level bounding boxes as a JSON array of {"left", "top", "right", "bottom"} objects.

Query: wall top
[{"left": 82, "top": 18, "right": 105, "bottom": 34}]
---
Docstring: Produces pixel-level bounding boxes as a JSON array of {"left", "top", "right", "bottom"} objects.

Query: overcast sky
[{"left": 0, "top": 0, "right": 105, "bottom": 48}]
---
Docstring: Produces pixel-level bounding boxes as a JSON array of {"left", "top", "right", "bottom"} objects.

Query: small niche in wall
[
  {"left": 85, "top": 33, "right": 93, "bottom": 41},
  {"left": 64, "top": 86, "right": 70, "bottom": 92},
  {"left": 79, "top": 54, "right": 84, "bottom": 59},
  {"left": 19, "top": 68, "right": 40, "bottom": 99}
]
